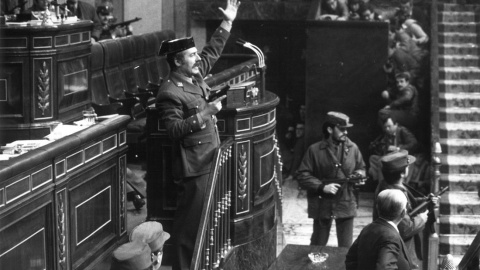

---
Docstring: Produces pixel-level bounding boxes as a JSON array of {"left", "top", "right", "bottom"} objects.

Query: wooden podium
[{"left": 0, "top": 21, "right": 94, "bottom": 145}]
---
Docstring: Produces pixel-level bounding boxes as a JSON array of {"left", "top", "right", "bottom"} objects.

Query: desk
[{"left": 268, "top": 244, "right": 348, "bottom": 270}]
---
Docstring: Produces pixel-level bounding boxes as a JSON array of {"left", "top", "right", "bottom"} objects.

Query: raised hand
[{"left": 218, "top": 0, "right": 241, "bottom": 23}]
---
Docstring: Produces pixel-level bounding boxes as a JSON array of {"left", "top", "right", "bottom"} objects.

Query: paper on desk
[{"left": 45, "top": 123, "right": 87, "bottom": 141}]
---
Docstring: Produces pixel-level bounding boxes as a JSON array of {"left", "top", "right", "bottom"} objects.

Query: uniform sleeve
[
  {"left": 352, "top": 145, "right": 366, "bottom": 176},
  {"left": 390, "top": 87, "right": 415, "bottom": 108},
  {"left": 295, "top": 147, "right": 325, "bottom": 195},
  {"left": 198, "top": 27, "right": 230, "bottom": 78},
  {"left": 397, "top": 213, "right": 426, "bottom": 241},
  {"left": 156, "top": 91, "right": 205, "bottom": 140}
]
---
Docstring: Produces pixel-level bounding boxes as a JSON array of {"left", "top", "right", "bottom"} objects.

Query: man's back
[{"left": 345, "top": 219, "right": 412, "bottom": 270}]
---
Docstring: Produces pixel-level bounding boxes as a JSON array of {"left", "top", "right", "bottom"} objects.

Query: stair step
[
  {"left": 439, "top": 215, "right": 480, "bottom": 234},
  {"left": 440, "top": 43, "right": 479, "bottom": 56},
  {"left": 440, "top": 107, "right": 480, "bottom": 122},
  {"left": 440, "top": 121, "right": 480, "bottom": 139},
  {"left": 438, "top": 22, "right": 480, "bottom": 33},
  {"left": 439, "top": 3, "right": 480, "bottom": 12},
  {"left": 439, "top": 66, "right": 480, "bottom": 80},
  {"left": 439, "top": 11, "right": 477, "bottom": 23},
  {"left": 440, "top": 92, "right": 480, "bottom": 107},
  {"left": 440, "top": 153, "right": 480, "bottom": 174},
  {"left": 440, "top": 173, "right": 480, "bottom": 191},
  {"left": 439, "top": 54, "right": 480, "bottom": 67},
  {"left": 440, "top": 79, "right": 480, "bottom": 93},
  {"left": 439, "top": 234, "right": 477, "bottom": 255},
  {"left": 440, "top": 191, "right": 480, "bottom": 215},
  {"left": 440, "top": 137, "right": 480, "bottom": 155}
]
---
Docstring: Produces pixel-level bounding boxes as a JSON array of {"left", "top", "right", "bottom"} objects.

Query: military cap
[
  {"left": 130, "top": 221, "right": 170, "bottom": 253},
  {"left": 325, "top": 111, "right": 353, "bottom": 128},
  {"left": 380, "top": 150, "right": 416, "bottom": 173},
  {"left": 96, "top": 5, "right": 113, "bottom": 15},
  {"left": 158, "top": 37, "right": 196, "bottom": 56},
  {"left": 110, "top": 241, "right": 152, "bottom": 270}
]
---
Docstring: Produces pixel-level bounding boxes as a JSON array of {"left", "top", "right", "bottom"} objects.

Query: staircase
[{"left": 437, "top": 0, "right": 480, "bottom": 266}]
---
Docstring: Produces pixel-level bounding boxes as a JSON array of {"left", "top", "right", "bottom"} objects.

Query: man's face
[
  {"left": 383, "top": 118, "right": 398, "bottom": 136},
  {"left": 295, "top": 124, "right": 305, "bottom": 138},
  {"left": 330, "top": 125, "right": 348, "bottom": 142},
  {"left": 325, "top": 0, "right": 337, "bottom": 9},
  {"left": 362, "top": 10, "right": 374, "bottom": 21},
  {"left": 299, "top": 105, "right": 306, "bottom": 119},
  {"left": 98, "top": 13, "right": 113, "bottom": 25},
  {"left": 400, "top": 2, "right": 412, "bottom": 15},
  {"left": 175, "top": 47, "right": 201, "bottom": 77},
  {"left": 67, "top": 0, "right": 78, "bottom": 9},
  {"left": 396, "top": 77, "right": 408, "bottom": 89}
]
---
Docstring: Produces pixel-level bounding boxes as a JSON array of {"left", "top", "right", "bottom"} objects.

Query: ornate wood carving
[
  {"left": 119, "top": 154, "right": 126, "bottom": 233},
  {"left": 37, "top": 61, "right": 50, "bottom": 116},
  {"left": 237, "top": 145, "right": 247, "bottom": 208},
  {"left": 57, "top": 192, "right": 66, "bottom": 269}
]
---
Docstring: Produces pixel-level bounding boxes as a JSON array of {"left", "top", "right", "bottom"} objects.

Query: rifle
[
  {"left": 409, "top": 186, "right": 449, "bottom": 216},
  {"left": 8, "top": 0, "right": 27, "bottom": 14},
  {"left": 109, "top": 17, "right": 141, "bottom": 30},
  {"left": 321, "top": 175, "right": 368, "bottom": 185}
]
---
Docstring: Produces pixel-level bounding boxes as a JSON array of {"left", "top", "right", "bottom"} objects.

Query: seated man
[
  {"left": 368, "top": 115, "right": 418, "bottom": 183},
  {"left": 308, "top": 0, "right": 349, "bottom": 21},
  {"left": 345, "top": 189, "right": 415, "bottom": 270},
  {"left": 380, "top": 71, "right": 419, "bottom": 132},
  {"left": 66, "top": 0, "right": 99, "bottom": 24}
]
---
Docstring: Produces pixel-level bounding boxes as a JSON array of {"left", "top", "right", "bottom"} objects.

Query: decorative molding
[
  {"left": 237, "top": 145, "right": 247, "bottom": 207},
  {"left": 119, "top": 154, "right": 126, "bottom": 233},
  {"left": 37, "top": 61, "right": 50, "bottom": 116},
  {"left": 57, "top": 192, "right": 66, "bottom": 269}
]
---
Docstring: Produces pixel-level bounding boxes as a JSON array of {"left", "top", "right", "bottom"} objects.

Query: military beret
[
  {"left": 130, "top": 221, "right": 170, "bottom": 253},
  {"left": 325, "top": 111, "right": 353, "bottom": 128},
  {"left": 110, "top": 241, "right": 152, "bottom": 270},
  {"left": 381, "top": 150, "right": 416, "bottom": 173},
  {"left": 158, "top": 37, "right": 196, "bottom": 56}
]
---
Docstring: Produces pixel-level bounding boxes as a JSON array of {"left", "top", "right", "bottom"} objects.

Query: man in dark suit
[
  {"left": 345, "top": 189, "right": 416, "bottom": 270},
  {"left": 155, "top": 1, "right": 241, "bottom": 269}
]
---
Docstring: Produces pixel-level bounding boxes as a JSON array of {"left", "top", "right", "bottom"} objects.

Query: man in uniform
[
  {"left": 155, "top": 0, "right": 241, "bottom": 269},
  {"left": 296, "top": 111, "right": 366, "bottom": 247}
]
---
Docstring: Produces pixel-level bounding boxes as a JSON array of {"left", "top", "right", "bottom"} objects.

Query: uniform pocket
[{"left": 181, "top": 133, "right": 215, "bottom": 174}]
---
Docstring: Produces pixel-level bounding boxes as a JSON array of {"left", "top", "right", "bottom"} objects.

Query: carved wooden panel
[
  {"left": 33, "top": 58, "right": 53, "bottom": 121},
  {"left": 235, "top": 140, "right": 250, "bottom": 215},
  {"left": 56, "top": 189, "right": 68, "bottom": 270},
  {"left": 252, "top": 134, "right": 275, "bottom": 204},
  {"left": 0, "top": 202, "right": 53, "bottom": 270},
  {"left": 0, "top": 61, "right": 26, "bottom": 118},
  {"left": 57, "top": 56, "right": 89, "bottom": 112}
]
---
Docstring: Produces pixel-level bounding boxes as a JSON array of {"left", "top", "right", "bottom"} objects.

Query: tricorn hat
[
  {"left": 96, "top": 4, "right": 113, "bottom": 15},
  {"left": 110, "top": 241, "right": 152, "bottom": 270},
  {"left": 130, "top": 221, "right": 170, "bottom": 253},
  {"left": 381, "top": 150, "right": 416, "bottom": 173},
  {"left": 325, "top": 111, "right": 353, "bottom": 128},
  {"left": 158, "top": 37, "right": 196, "bottom": 56}
]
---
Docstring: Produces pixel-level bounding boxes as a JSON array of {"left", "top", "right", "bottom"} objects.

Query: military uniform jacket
[
  {"left": 296, "top": 138, "right": 365, "bottom": 219},
  {"left": 156, "top": 27, "right": 230, "bottom": 178}
]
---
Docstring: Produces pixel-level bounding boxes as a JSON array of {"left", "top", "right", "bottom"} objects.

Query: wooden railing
[
  {"left": 428, "top": 0, "right": 441, "bottom": 269},
  {"left": 191, "top": 138, "right": 234, "bottom": 270}
]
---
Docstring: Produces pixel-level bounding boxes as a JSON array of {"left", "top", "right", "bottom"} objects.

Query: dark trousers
[
  {"left": 311, "top": 217, "right": 354, "bottom": 247},
  {"left": 172, "top": 173, "right": 209, "bottom": 270}
]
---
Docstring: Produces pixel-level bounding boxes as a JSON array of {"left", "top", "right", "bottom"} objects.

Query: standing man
[
  {"left": 345, "top": 189, "right": 415, "bottom": 270},
  {"left": 296, "top": 111, "right": 366, "bottom": 247},
  {"left": 155, "top": 1, "right": 241, "bottom": 269}
]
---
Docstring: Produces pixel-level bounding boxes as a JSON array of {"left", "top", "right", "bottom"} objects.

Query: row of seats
[
  {"left": 90, "top": 30, "right": 175, "bottom": 158},
  {"left": 91, "top": 30, "right": 175, "bottom": 116}
]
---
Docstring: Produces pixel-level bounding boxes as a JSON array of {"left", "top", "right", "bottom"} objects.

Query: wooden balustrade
[{"left": 191, "top": 139, "right": 234, "bottom": 270}]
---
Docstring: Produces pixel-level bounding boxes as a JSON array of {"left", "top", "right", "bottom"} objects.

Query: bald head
[{"left": 376, "top": 189, "right": 407, "bottom": 221}]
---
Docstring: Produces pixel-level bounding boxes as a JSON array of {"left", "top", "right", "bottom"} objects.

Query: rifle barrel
[{"left": 408, "top": 186, "right": 449, "bottom": 216}]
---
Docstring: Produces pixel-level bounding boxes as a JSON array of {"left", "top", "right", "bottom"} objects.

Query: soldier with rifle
[
  {"left": 92, "top": 2, "right": 140, "bottom": 41},
  {"left": 373, "top": 150, "right": 441, "bottom": 269},
  {"left": 296, "top": 111, "right": 366, "bottom": 247}
]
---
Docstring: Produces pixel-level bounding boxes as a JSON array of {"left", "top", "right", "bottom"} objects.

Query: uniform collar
[
  {"left": 169, "top": 71, "right": 205, "bottom": 96},
  {"left": 318, "top": 137, "right": 353, "bottom": 150}
]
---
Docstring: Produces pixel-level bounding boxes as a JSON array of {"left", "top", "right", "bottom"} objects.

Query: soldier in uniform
[
  {"left": 155, "top": 0, "right": 241, "bottom": 269},
  {"left": 296, "top": 111, "right": 366, "bottom": 247}
]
